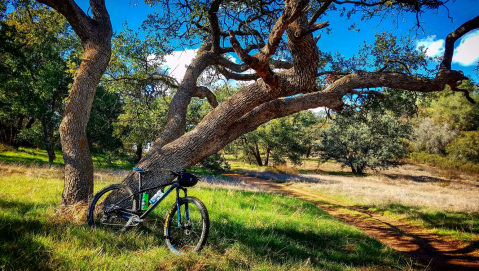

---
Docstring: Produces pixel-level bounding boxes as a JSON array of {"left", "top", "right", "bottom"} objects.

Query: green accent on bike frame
[{"left": 141, "top": 193, "right": 149, "bottom": 210}]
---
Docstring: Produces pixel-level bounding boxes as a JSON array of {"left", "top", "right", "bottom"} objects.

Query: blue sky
[{"left": 75, "top": 0, "right": 479, "bottom": 81}]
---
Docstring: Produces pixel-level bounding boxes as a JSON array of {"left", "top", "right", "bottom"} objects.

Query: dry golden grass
[
  {"left": 288, "top": 162, "right": 479, "bottom": 213},
  {"left": 54, "top": 203, "right": 90, "bottom": 223}
]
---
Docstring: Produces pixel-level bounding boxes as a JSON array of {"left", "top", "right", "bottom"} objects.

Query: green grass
[
  {"left": 365, "top": 204, "right": 479, "bottom": 242},
  {"left": 300, "top": 188, "right": 479, "bottom": 243},
  {"left": 0, "top": 146, "right": 134, "bottom": 170},
  {"left": 0, "top": 166, "right": 416, "bottom": 270}
]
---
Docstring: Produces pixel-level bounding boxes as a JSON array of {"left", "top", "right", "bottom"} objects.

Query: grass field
[
  {"left": 0, "top": 164, "right": 416, "bottom": 271},
  {"left": 255, "top": 160, "right": 479, "bottom": 243},
  {"left": 0, "top": 146, "right": 133, "bottom": 169}
]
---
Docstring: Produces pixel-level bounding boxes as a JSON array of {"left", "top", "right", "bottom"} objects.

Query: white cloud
[
  {"left": 163, "top": 49, "right": 198, "bottom": 82},
  {"left": 415, "top": 36, "right": 445, "bottom": 57},
  {"left": 415, "top": 31, "right": 479, "bottom": 66},
  {"left": 452, "top": 30, "right": 479, "bottom": 66},
  {"left": 309, "top": 107, "right": 327, "bottom": 115}
]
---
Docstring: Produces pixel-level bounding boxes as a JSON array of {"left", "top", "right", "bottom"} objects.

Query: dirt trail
[{"left": 225, "top": 173, "right": 479, "bottom": 271}]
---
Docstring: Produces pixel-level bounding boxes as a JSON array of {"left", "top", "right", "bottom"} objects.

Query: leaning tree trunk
[{"left": 119, "top": 2, "right": 321, "bottom": 191}]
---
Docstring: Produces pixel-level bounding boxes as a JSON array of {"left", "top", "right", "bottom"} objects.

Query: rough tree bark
[
  {"left": 135, "top": 143, "right": 143, "bottom": 163},
  {"left": 36, "top": 0, "right": 112, "bottom": 206}
]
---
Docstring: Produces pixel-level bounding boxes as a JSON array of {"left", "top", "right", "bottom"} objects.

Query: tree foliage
[
  {"left": 231, "top": 111, "right": 322, "bottom": 166},
  {"left": 103, "top": 27, "right": 171, "bottom": 161},
  {"left": 446, "top": 131, "right": 479, "bottom": 163},
  {"left": 0, "top": 3, "right": 75, "bottom": 161},
  {"left": 424, "top": 81, "right": 479, "bottom": 131},
  {"left": 318, "top": 101, "right": 412, "bottom": 174}
]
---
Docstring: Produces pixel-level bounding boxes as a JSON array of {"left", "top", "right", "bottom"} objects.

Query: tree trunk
[
  {"left": 252, "top": 143, "right": 263, "bottom": 166},
  {"left": 42, "top": 118, "right": 56, "bottom": 163},
  {"left": 34, "top": 0, "right": 114, "bottom": 206},
  {"left": 135, "top": 143, "right": 143, "bottom": 163},
  {"left": 264, "top": 147, "right": 270, "bottom": 166},
  {"left": 306, "top": 145, "right": 312, "bottom": 158},
  {"left": 59, "top": 38, "right": 112, "bottom": 205}
]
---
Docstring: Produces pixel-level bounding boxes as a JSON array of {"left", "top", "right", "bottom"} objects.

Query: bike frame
[{"left": 110, "top": 172, "right": 190, "bottom": 227}]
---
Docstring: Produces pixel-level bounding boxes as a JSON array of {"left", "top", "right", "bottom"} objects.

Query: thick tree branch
[
  {"left": 36, "top": 0, "right": 111, "bottom": 42},
  {"left": 216, "top": 66, "right": 261, "bottom": 81},
  {"left": 295, "top": 21, "right": 329, "bottom": 38},
  {"left": 192, "top": 86, "right": 219, "bottom": 108},
  {"left": 350, "top": 89, "right": 385, "bottom": 98},
  {"left": 440, "top": 15, "right": 479, "bottom": 70},
  {"left": 228, "top": 0, "right": 309, "bottom": 89},
  {"left": 308, "top": 1, "right": 333, "bottom": 25},
  {"left": 208, "top": 0, "right": 222, "bottom": 53},
  {"left": 36, "top": 0, "right": 92, "bottom": 41},
  {"left": 219, "top": 43, "right": 263, "bottom": 54},
  {"left": 215, "top": 56, "right": 293, "bottom": 73},
  {"left": 452, "top": 87, "right": 476, "bottom": 104}
]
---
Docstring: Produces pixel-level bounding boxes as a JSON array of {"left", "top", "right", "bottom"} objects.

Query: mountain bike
[{"left": 87, "top": 167, "right": 209, "bottom": 254}]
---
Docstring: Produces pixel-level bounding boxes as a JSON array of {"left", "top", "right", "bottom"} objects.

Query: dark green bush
[
  {"left": 446, "top": 131, "right": 479, "bottom": 163},
  {"left": 199, "top": 153, "right": 231, "bottom": 174},
  {"left": 406, "top": 152, "right": 479, "bottom": 174}
]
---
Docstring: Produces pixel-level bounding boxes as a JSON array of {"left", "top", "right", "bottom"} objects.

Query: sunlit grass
[
  {"left": 0, "top": 146, "right": 133, "bottom": 169},
  {"left": 233, "top": 160, "right": 479, "bottom": 243},
  {"left": 0, "top": 165, "right": 416, "bottom": 270}
]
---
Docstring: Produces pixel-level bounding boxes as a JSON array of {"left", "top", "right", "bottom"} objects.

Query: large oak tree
[{"left": 36, "top": 0, "right": 478, "bottom": 207}]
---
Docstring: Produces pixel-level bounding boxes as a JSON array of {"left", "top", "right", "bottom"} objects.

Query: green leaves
[{"left": 318, "top": 107, "right": 412, "bottom": 174}]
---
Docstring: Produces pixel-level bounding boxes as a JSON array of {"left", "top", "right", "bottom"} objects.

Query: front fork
[{"left": 176, "top": 187, "right": 189, "bottom": 227}]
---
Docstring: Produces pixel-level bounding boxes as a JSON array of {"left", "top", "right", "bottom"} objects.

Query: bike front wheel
[
  {"left": 87, "top": 184, "right": 137, "bottom": 232},
  {"left": 164, "top": 196, "right": 209, "bottom": 253}
]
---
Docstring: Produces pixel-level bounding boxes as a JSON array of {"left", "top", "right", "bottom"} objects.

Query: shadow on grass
[
  {"left": 232, "top": 169, "right": 337, "bottom": 184},
  {"left": 368, "top": 203, "right": 479, "bottom": 235},
  {"left": 0, "top": 196, "right": 407, "bottom": 270},
  {"left": 207, "top": 216, "right": 401, "bottom": 269},
  {"left": 297, "top": 169, "right": 369, "bottom": 177},
  {"left": 0, "top": 199, "right": 54, "bottom": 270},
  {"left": 0, "top": 153, "right": 62, "bottom": 166}
]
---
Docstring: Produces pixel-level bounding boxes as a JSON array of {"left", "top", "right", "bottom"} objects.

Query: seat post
[{"left": 138, "top": 172, "right": 143, "bottom": 209}]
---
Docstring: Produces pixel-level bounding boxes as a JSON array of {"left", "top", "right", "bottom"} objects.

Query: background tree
[
  {"left": 232, "top": 111, "right": 321, "bottom": 166},
  {"left": 0, "top": 3, "right": 75, "bottom": 162},
  {"left": 87, "top": 86, "right": 124, "bottom": 160},
  {"left": 318, "top": 106, "right": 412, "bottom": 174},
  {"left": 103, "top": 27, "right": 172, "bottom": 162}
]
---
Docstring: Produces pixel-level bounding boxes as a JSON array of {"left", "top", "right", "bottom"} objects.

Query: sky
[{"left": 74, "top": 0, "right": 479, "bottom": 83}]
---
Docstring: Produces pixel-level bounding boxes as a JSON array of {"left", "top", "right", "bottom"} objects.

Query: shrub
[
  {"left": 199, "top": 153, "right": 231, "bottom": 174},
  {"left": 446, "top": 131, "right": 479, "bottom": 163},
  {"left": 317, "top": 111, "right": 412, "bottom": 174},
  {"left": 412, "top": 118, "right": 458, "bottom": 154},
  {"left": 406, "top": 152, "right": 479, "bottom": 174}
]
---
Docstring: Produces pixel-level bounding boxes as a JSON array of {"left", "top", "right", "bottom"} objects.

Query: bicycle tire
[
  {"left": 87, "top": 184, "right": 137, "bottom": 232},
  {"left": 164, "top": 196, "right": 209, "bottom": 253}
]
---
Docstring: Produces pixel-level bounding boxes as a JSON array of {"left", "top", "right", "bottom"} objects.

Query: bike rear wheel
[
  {"left": 164, "top": 196, "right": 209, "bottom": 253},
  {"left": 87, "top": 184, "right": 137, "bottom": 232}
]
